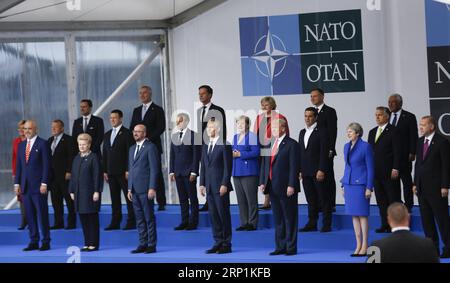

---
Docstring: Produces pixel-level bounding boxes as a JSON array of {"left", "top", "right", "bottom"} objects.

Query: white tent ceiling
[{"left": 0, "top": 0, "right": 205, "bottom": 22}]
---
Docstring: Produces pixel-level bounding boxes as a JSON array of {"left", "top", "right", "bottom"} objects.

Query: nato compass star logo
[{"left": 252, "top": 31, "right": 289, "bottom": 82}]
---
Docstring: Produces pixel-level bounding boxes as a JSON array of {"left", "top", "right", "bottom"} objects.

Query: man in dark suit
[
  {"left": 259, "top": 118, "right": 300, "bottom": 256},
  {"left": 298, "top": 107, "right": 331, "bottom": 233},
  {"left": 413, "top": 116, "right": 450, "bottom": 258},
  {"left": 196, "top": 85, "right": 227, "bottom": 212},
  {"left": 199, "top": 118, "right": 233, "bottom": 254},
  {"left": 14, "top": 120, "right": 51, "bottom": 251},
  {"left": 130, "top": 85, "right": 166, "bottom": 211},
  {"left": 127, "top": 124, "right": 160, "bottom": 254},
  {"left": 368, "top": 107, "right": 401, "bottom": 233},
  {"left": 169, "top": 113, "right": 201, "bottom": 230},
  {"left": 103, "top": 109, "right": 136, "bottom": 231},
  {"left": 310, "top": 88, "right": 337, "bottom": 211},
  {"left": 72, "top": 99, "right": 104, "bottom": 156},
  {"left": 368, "top": 202, "right": 439, "bottom": 263},
  {"left": 48, "top": 119, "right": 76, "bottom": 230},
  {"left": 388, "top": 94, "right": 418, "bottom": 212}
]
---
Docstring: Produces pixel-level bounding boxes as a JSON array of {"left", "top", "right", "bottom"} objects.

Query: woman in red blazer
[{"left": 12, "top": 120, "right": 27, "bottom": 230}]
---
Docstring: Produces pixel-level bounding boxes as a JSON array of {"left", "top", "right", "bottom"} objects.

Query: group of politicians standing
[{"left": 11, "top": 85, "right": 450, "bottom": 258}]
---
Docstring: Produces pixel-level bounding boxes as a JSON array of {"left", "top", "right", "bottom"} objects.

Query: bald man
[{"left": 14, "top": 120, "right": 51, "bottom": 251}]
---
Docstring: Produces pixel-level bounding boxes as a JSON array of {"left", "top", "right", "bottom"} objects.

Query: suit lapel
[
  {"left": 272, "top": 138, "right": 287, "bottom": 164},
  {"left": 422, "top": 137, "right": 437, "bottom": 163},
  {"left": 299, "top": 130, "right": 306, "bottom": 150},
  {"left": 28, "top": 138, "right": 39, "bottom": 162},
  {"left": 306, "top": 128, "right": 318, "bottom": 150},
  {"left": 376, "top": 125, "right": 389, "bottom": 144},
  {"left": 133, "top": 142, "right": 146, "bottom": 165}
]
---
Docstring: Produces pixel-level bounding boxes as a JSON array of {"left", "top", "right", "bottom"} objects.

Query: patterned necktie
[
  {"left": 375, "top": 127, "right": 383, "bottom": 142},
  {"left": 207, "top": 141, "right": 213, "bottom": 156},
  {"left": 142, "top": 105, "right": 147, "bottom": 120},
  {"left": 134, "top": 144, "right": 141, "bottom": 160},
  {"left": 25, "top": 140, "right": 31, "bottom": 163},
  {"left": 391, "top": 113, "right": 398, "bottom": 126},
  {"left": 269, "top": 138, "right": 279, "bottom": 180},
  {"left": 110, "top": 128, "right": 117, "bottom": 146},
  {"left": 83, "top": 117, "right": 88, "bottom": 132},
  {"left": 51, "top": 137, "right": 58, "bottom": 156},
  {"left": 423, "top": 138, "right": 429, "bottom": 160}
]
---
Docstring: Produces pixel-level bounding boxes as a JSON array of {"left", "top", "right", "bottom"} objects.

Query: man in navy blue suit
[
  {"left": 259, "top": 118, "right": 300, "bottom": 256},
  {"left": 169, "top": 113, "right": 201, "bottom": 230},
  {"left": 14, "top": 120, "right": 51, "bottom": 251},
  {"left": 199, "top": 118, "right": 233, "bottom": 254},
  {"left": 127, "top": 124, "right": 160, "bottom": 254}
]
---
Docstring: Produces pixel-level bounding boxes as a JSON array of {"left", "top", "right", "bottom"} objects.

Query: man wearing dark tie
[
  {"left": 196, "top": 85, "right": 227, "bottom": 212},
  {"left": 259, "top": 118, "right": 300, "bottom": 256},
  {"left": 368, "top": 107, "right": 401, "bottom": 233},
  {"left": 128, "top": 124, "right": 160, "bottom": 254},
  {"left": 14, "top": 120, "right": 51, "bottom": 251},
  {"left": 199, "top": 119, "right": 233, "bottom": 254},
  {"left": 169, "top": 113, "right": 201, "bottom": 230},
  {"left": 388, "top": 94, "right": 418, "bottom": 212},
  {"left": 310, "top": 88, "right": 337, "bottom": 211},
  {"left": 130, "top": 85, "right": 166, "bottom": 211},
  {"left": 298, "top": 108, "right": 331, "bottom": 233},
  {"left": 103, "top": 110, "right": 136, "bottom": 231},
  {"left": 72, "top": 99, "right": 105, "bottom": 156},
  {"left": 413, "top": 116, "right": 450, "bottom": 258},
  {"left": 48, "top": 119, "right": 76, "bottom": 230}
]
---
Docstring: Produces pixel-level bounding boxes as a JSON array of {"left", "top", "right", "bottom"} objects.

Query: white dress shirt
[
  {"left": 391, "top": 226, "right": 410, "bottom": 233},
  {"left": 425, "top": 131, "right": 435, "bottom": 144},
  {"left": 315, "top": 103, "right": 324, "bottom": 113},
  {"left": 303, "top": 122, "right": 317, "bottom": 148},
  {"left": 201, "top": 102, "right": 212, "bottom": 118}
]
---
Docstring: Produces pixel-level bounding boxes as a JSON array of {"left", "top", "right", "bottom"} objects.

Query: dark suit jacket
[
  {"left": 15, "top": 137, "right": 50, "bottom": 194},
  {"left": 298, "top": 126, "right": 328, "bottom": 177},
  {"left": 199, "top": 141, "right": 233, "bottom": 194},
  {"left": 72, "top": 115, "right": 105, "bottom": 155},
  {"left": 370, "top": 230, "right": 439, "bottom": 263},
  {"left": 317, "top": 104, "right": 338, "bottom": 156},
  {"left": 197, "top": 104, "right": 227, "bottom": 143},
  {"left": 368, "top": 124, "right": 401, "bottom": 180},
  {"left": 47, "top": 133, "right": 76, "bottom": 183},
  {"left": 69, "top": 152, "right": 102, "bottom": 214},
  {"left": 128, "top": 140, "right": 160, "bottom": 194},
  {"left": 414, "top": 133, "right": 450, "bottom": 196},
  {"left": 393, "top": 109, "right": 418, "bottom": 165},
  {"left": 102, "top": 126, "right": 134, "bottom": 175},
  {"left": 169, "top": 129, "right": 201, "bottom": 177},
  {"left": 130, "top": 103, "right": 166, "bottom": 154},
  {"left": 259, "top": 136, "right": 300, "bottom": 195}
]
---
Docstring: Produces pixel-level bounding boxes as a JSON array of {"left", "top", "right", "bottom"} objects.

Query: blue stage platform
[{"left": 0, "top": 205, "right": 447, "bottom": 263}]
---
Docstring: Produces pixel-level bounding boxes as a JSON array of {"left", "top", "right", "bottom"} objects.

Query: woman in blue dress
[{"left": 340, "top": 122, "right": 374, "bottom": 257}]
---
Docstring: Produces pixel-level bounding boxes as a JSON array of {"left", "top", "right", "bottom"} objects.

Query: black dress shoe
[
  {"left": 259, "top": 205, "right": 271, "bottom": 210},
  {"left": 218, "top": 246, "right": 232, "bottom": 254},
  {"left": 65, "top": 225, "right": 76, "bottom": 230},
  {"left": 174, "top": 223, "right": 188, "bottom": 230},
  {"left": 144, "top": 247, "right": 156, "bottom": 254},
  {"left": 440, "top": 249, "right": 450, "bottom": 258},
  {"left": 131, "top": 246, "right": 147, "bottom": 254},
  {"left": 299, "top": 225, "right": 318, "bottom": 232},
  {"left": 320, "top": 226, "right": 332, "bottom": 233},
  {"left": 199, "top": 204, "right": 209, "bottom": 212},
  {"left": 269, "top": 250, "right": 286, "bottom": 255},
  {"left": 206, "top": 246, "right": 220, "bottom": 254},
  {"left": 18, "top": 224, "right": 27, "bottom": 230},
  {"left": 158, "top": 205, "right": 166, "bottom": 211},
  {"left": 104, "top": 224, "right": 120, "bottom": 231},
  {"left": 375, "top": 227, "right": 391, "bottom": 233},
  {"left": 39, "top": 243, "right": 50, "bottom": 251},
  {"left": 123, "top": 222, "right": 136, "bottom": 230},
  {"left": 50, "top": 225, "right": 64, "bottom": 230},
  {"left": 285, "top": 251, "right": 297, "bottom": 256},
  {"left": 185, "top": 224, "right": 197, "bottom": 230},
  {"left": 235, "top": 225, "right": 248, "bottom": 231},
  {"left": 81, "top": 246, "right": 89, "bottom": 252},
  {"left": 87, "top": 247, "right": 99, "bottom": 252},
  {"left": 23, "top": 243, "right": 39, "bottom": 251},
  {"left": 246, "top": 225, "right": 257, "bottom": 231},
  {"left": 351, "top": 253, "right": 367, "bottom": 257}
]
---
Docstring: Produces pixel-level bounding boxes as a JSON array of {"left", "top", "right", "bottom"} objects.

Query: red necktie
[
  {"left": 25, "top": 141, "right": 31, "bottom": 163},
  {"left": 422, "top": 138, "right": 429, "bottom": 160},
  {"left": 269, "top": 138, "right": 279, "bottom": 180}
]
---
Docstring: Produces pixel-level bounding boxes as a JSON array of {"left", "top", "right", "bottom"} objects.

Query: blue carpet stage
[{"left": 0, "top": 205, "right": 448, "bottom": 263}]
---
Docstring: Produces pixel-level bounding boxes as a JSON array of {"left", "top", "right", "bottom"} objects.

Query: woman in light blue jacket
[{"left": 340, "top": 122, "right": 374, "bottom": 257}]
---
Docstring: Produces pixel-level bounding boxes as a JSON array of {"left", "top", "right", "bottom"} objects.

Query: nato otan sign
[{"left": 239, "top": 9, "right": 365, "bottom": 96}]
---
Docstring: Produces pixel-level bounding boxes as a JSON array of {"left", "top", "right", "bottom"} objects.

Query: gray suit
[{"left": 128, "top": 139, "right": 160, "bottom": 248}]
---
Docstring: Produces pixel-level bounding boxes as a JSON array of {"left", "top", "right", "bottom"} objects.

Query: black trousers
[
  {"left": 374, "top": 177, "right": 401, "bottom": 228},
  {"left": 175, "top": 176, "right": 199, "bottom": 226},
  {"left": 207, "top": 190, "right": 232, "bottom": 248},
  {"left": 418, "top": 192, "right": 450, "bottom": 252},
  {"left": 156, "top": 169, "right": 167, "bottom": 206},
  {"left": 302, "top": 176, "right": 332, "bottom": 228},
  {"left": 79, "top": 213, "right": 99, "bottom": 247},
  {"left": 328, "top": 157, "right": 336, "bottom": 208},
  {"left": 399, "top": 161, "right": 414, "bottom": 211},
  {"left": 268, "top": 181, "right": 298, "bottom": 253},
  {"left": 50, "top": 178, "right": 76, "bottom": 227},
  {"left": 108, "top": 174, "right": 135, "bottom": 226}
]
